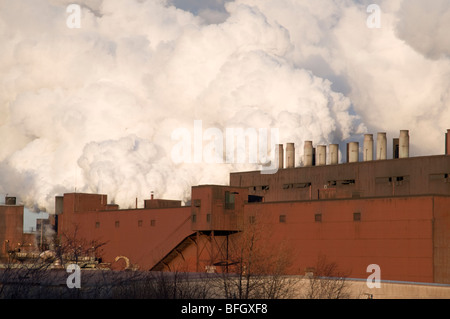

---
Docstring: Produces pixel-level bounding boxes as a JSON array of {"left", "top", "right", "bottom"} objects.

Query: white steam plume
[{"left": 0, "top": 0, "right": 448, "bottom": 212}]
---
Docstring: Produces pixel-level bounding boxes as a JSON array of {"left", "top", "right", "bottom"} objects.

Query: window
[
  {"left": 150, "top": 219, "right": 156, "bottom": 227},
  {"left": 115, "top": 221, "right": 120, "bottom": 228},
  {"left": 429, "top": 173, "right": 449, "bottom": 183},
  {"left": 193, "top": 199, "right": 201, "bottom": 207},
  {"left": 95, "top": 222, "right": 100, "bottom": 228},
  {"left": 206, "top": 214, "right": 211, "bottom": 223},
  {"left": 279, "top": 215, "right": 286, "bottom": 223},
  {"left": 138, "top": 220, "right": 143, "bottom": 227},
  {"left": 353, "top": 212, "right": 361, "bottom": 221},
  {"left": 282, "top": 182, "right": 311, "bottom": 189},
  {"left": 249, "top": 215, "right": 256, "bottom": 224},
  {"left": 225, "top": 191, "right": 235, "bottom": 209},
  {"left": 315, "top": 214, "right": 322, "bottom": 222},
  {"left": 192, "top": 214, "right": 197, "bottom": 223}
]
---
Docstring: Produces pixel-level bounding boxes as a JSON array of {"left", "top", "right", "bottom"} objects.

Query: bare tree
[
  {"left": 214, "top": 219, "right": 301, "bottom": 299},
  {"left": 54, "top": 224, "right": 107, "bottom": 267},
  {"left": 302, "top": 255, "right": 351, "bottom": 299}
]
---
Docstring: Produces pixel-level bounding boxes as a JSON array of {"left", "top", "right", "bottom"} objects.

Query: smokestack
[
  {"left": 329, "top": 144, "right": 339, "bottom": 164},
  {"left": 286, "top": 143, "right": 295, "bottom": 168},
  {"left": 277, "top": 144, "right": 284, "bottom": 169},
  {"left": 347, "top": 142, "right": 359, "bottom": 163},
  {"left": 5, "top": 196, "right": 16, "bottom": 205},
  {"left": 363, "top": 134, "right": 373, "bottom": 161},
  {"left": 376, "top": 132, "right": 387, "bottom": 160},
  {"left": 393, "top": 138, "right": 399, "bottom": 159},
  {"left": 316, "top": 145, "right": 327, "bottom": 166},
  {"left": 446, "top": 129, "right": 450, "bottom": 155},
  {"left": 303, "top": 141, "right": 313, "bottom": 167},
  {"left": 399, "top": 130, "right": 409, "bottom": 158}
]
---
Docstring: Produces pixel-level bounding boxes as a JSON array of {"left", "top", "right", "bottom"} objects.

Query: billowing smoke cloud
[{"left": 0, "top": 0, "right": 448, "bottom": 212}]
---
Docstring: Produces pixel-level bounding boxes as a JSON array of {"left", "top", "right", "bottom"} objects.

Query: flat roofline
[
  {"left": 192, "top": 184, "right": 248, "bottom": 189},
  {"left": 96, "top": 206, "right": 191, "bottom": 213},
  {"left": 230, "top": 154, "right": 450, "bottom": 176},
  {"left": 244, "top": 193, "right": 450, "bottom": 206}
]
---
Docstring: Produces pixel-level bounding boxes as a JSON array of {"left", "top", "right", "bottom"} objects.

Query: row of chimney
[{"left": 277, "top": 129, "right": 450, "bottom": 169}]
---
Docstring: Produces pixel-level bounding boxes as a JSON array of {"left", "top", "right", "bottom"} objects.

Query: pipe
[
  {"left": 286, "top": 143, "right": 295, "bottom": 168},
  {"left": 316, "top": 145, "right": 327, "bottom": 166},
  {"left": 363, "top": 134, "right": 373, "bottom": 161},
  {"left": 376, "top": 132, "right": 387, "bottom": 160},
  {"left": 303, "top": 141, "right": 313, "bottom": 167},
  {"left": 277, "top": 144, "right": 284, "bottom": 169},
  {"left": 446, "top": 129, "right": 450, "bottom": 155},
  {"left": 399, "top": 130, "right": 409, "bottom": 158},
  {"left": 347, "top": 142, "right": 359, "bottom": 163},
  {"left": 329, "top": 144, "right": 339, "bottom": 165}
]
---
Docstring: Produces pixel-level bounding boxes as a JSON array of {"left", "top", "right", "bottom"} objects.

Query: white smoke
[{"left": 0, "top": 0, "right": 448, "bottom": 212}]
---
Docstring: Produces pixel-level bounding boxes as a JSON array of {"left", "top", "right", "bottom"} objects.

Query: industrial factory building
[{"left": 1, "top": 129, "right": 450, "bottom": 285}]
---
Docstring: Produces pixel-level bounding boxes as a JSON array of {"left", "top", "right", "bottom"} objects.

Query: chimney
[
  {"left": 329, "top": 144, "right": 339, "bottom": 164},
  {"left": 363, "top": 134, "right": 373, "bottom": 161},
  {"left": 316, "top": 145, "right": 327, "bottom": 166},
  {"left": 446, "top": 129, "right": 450, "bottom": 155},
  {"left": 286, "top": 143, "right": 295, "bottom": 168},
  {"left": 347, "top": 142, "right": 359, "bottom": 163},
  {"left": 399, "top": 130, "right": 409, "bottom": 158},
  {"left": 303, "top": 141, "right": 313, "bottom": 167},
  {"left": 277, "top": 144, "right": 284, "bottom": 169},
  {"left": 5, "top": 196, "right": 16, "bottom": 205},
  {"left": 376, "top": 132, "right": 387, "bottom": 160}
]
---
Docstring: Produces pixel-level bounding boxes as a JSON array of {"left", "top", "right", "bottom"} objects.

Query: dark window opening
[
  {"left": 279, "top": 215, "right": 286, "bottom": 223},
  {"left": 248, "top": 195, "right": 263, "bottom": 203},
  {"left": 206, "top": 214, "right": 211, "bottom": 223},
  {"left": 282, "top": 182, "right": 311, "bottom": 189},
  {"left": 353, "top": 212, "right": 361, "bottom": 221},
  {"left": 150, "top": 220, "right": 156, "bottom": 227},
  {"left": 315, "top": 214, "right": 322, "bottom": 222},
  {"left": 192, "top": 214, "right": 197, "bottom": 223},
  {"left": 225, "top": 191, "right": 235, "bottom": 209},
  {"left": 328, "top": 180, "right": 355, "bottom": 186},
  {"left": 115, "top": 221, "right": 120, "bottom": 228},
  {"left": 138, "top": 220, "right": 143, "bottom": 227},
  {"left": 95, "top": 222, "right": 100, "bottom": 228},
  {"left": 193, "top": 199, "right": 201, "bottom": 207}
]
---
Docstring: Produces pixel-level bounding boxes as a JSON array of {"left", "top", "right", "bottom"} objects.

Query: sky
[{"left": 0, "top": 0, "right": 449, "bottom": 224}]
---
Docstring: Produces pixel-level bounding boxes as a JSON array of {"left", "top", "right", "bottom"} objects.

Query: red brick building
[
  {"left": 0, "top": 197, "right": 35, "bottom": 260},
  {"left": 51, "top": 130, "right": 450, "bottom": 284}
]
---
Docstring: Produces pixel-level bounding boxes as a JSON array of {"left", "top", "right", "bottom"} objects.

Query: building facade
[{"left": 3, "top": 129, "right": 450, "bottom": 284}]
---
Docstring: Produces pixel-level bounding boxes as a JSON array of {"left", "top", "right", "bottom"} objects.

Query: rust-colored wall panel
[
  {"left": 0, "top": 205, "right": 25, "bottom": 257},
  {"left": 433, "top": 196, "right": 450, "bottom": 284}
]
